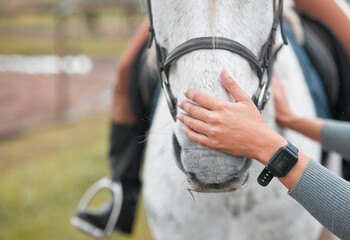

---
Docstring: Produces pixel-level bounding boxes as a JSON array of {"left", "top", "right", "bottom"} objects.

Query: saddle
[
  {"left": 129, "top": 41, "right": 159, "bottom": 129},
  {"left": 299, "top": 12, "right": 350, "bottom": 180}
]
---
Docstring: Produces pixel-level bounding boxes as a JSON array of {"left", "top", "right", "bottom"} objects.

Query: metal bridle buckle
[
  {"left": 256, "top": 82, "right": 270, "bottom": 111},
  {"left": 161, "top": 72, "right": 178, "bottom": 121},
  {"left": 70, "top": 178, "right": 123, "bottom": 238}
]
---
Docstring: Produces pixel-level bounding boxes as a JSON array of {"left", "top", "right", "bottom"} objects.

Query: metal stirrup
[{"left": 70, "top": 178, "right": 123, "bottom": 238}]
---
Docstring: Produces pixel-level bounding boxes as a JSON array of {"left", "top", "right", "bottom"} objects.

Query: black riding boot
[{"left": 76, "top": 122, "right": 145, "bottom": 234}]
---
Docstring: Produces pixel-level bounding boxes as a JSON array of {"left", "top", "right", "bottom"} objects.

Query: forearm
[
  {"left": 279, "top": 153, "right": 310, "bottom": 191},
  {"left": 294, "top": 0, "right": 350, "bottom": 58},
  {"left": 258, "top": 123, "right": 350, "bottom": 238},
  {"left": 281, "top": 117, "right": 350, "bottom": 160},
  {"left": 243, "top": 115, "right": 350, "bottom": 238},
  {"left": 289, "top": 160, "right": 350, "bottom": 239},
  {"left": 282, "top": 116, "right": 324, "bottom": 142}
]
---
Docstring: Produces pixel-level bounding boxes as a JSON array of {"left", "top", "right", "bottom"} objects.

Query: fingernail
[
  {"left": 177, "top": 113, "right": 182, "bottom": 119},
  {"left": 177, "top": 101, "right": 183, "bottom": 108}
]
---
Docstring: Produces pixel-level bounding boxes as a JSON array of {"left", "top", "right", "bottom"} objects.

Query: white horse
[{"left": 143, "top": 0, "right": 323, "bottom": 239}]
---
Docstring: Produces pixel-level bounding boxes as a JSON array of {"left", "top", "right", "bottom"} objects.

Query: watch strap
[
  {"left": 257, "top": 168, "right": 274, "bottom": 187},
  {"left": 286, "top": 142, "right": 298, "bottom": 156},
  {"left": 257, "top": 142, "right": 299, "bottom": 187}
]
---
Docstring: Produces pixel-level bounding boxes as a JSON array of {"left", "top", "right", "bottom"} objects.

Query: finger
[
  {"left": 177, "top": 113, "right": 209, "bottom": 135},
  {"left": 182, "top": 125, "right": 211, "bottom": 147},
  {"left": 184, "top": 89, "right": 222, "bottom": 110},
  {"left": 178, "top": 100, "right": 210, "bottom": 122},
  {"left": 220, "top": 69, "right": 249, "bottom": 102}
]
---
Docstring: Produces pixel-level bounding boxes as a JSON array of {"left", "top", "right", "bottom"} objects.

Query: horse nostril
[{"left": 188, "top": 172, "right": 196, "bottom": 179}]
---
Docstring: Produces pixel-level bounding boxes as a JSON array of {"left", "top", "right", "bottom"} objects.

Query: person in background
[
  {"left": 72, "top": 19, "right": 150, "bottom": 235},
  {"left": 273, "top": 75, "right": 350, "bottom": 160}
]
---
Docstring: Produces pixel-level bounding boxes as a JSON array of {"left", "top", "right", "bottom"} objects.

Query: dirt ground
[{"left": 0, "top": 57, "right": 117, "bottom": 137}]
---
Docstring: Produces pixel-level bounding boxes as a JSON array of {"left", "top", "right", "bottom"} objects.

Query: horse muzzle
[
  {"left": 187, "top": 172, "right": 250, "bottom": 193},
  {"left": 173, "top": 134, "right": 252, "bottom": 193}
]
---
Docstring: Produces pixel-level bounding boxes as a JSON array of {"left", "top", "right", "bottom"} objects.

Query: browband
[{"left": 163, "top": 37, "right": 263, "bottom": 80}]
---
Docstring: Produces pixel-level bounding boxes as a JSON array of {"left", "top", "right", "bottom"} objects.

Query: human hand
[
  {"left": 177, "top": 69, "right": 286, "bottom": 165},
  {"left": 272, "top": 75, "right": 295, "bottom": 127}
]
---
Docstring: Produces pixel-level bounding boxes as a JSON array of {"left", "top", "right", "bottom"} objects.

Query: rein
[{"left": 147, "top": 0, "right": 288, "bottom": 121}]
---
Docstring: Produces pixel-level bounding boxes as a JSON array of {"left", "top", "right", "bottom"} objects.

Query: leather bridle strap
[
  {"left": 258, "top": 0, "right": 287, "bottom": 90},
  {"left": 146, "top": 0, "right": 287, "bottom": 121},
  {"left": 146, "top": 0, "right": 155, "bottom": 48},
  {"left": 163, "top": 37, "right": 263, "bottom": 80}
]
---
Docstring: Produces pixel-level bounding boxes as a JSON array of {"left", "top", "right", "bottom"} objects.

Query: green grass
[
  {"left": 0, "top": 7, "right": 141, "bottom": 56},
  {"left": 0, "top": 37, "right": 129, "bottom": 56},
  {"left": 0, "top": 38, "right": 56, "bottom": 55},
  {"left": 0, "top": 14, "right": 55, "bottom": 28},
  {"left": 0, "top": 111, "right": 153, "bottom": 240},
  {"left": 72, "top": 37, "right": 130, "bottom": 57}
]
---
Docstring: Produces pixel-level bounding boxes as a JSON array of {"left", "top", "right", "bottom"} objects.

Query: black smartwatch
[{"left": 257, "top": 142, "right": 299, "bottom": 187}]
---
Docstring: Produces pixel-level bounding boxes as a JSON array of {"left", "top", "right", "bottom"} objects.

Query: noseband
[{"left": 147, "top": 0, "right": 288, "bottom": 121}]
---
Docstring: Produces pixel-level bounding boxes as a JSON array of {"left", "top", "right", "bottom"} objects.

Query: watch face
[{"left": 268, "top": 149, "right": 298, "bottom": 177}]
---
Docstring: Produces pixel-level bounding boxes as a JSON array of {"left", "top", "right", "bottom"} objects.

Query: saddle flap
[{"left": 300, "top": 12, "right": 350, "bottom": 120}]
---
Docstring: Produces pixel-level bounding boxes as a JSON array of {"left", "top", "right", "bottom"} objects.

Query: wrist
[
  {"left": 255, "top": 128, "right": 287, "bottom": 166},
  {"left": 278, "top": 113, "right": 298, "bottom": 129}
]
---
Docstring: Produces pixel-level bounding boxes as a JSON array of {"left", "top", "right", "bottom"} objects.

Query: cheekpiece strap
[{"left": 146, "top": 0, "right": 155, "bottom": 48}]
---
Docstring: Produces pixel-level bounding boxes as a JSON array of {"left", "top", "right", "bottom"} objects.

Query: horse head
[{"left": 150, "top": 0, "right": 277, "bottom": 192}]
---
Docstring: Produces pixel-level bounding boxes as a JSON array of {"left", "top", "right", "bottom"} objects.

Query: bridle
[{"left": 146, "top": 0, "right": 288, "bottom": 121}]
